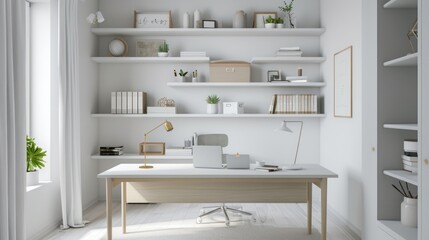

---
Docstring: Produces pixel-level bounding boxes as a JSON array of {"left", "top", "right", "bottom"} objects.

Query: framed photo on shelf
[
  {"left": 334, "top": 46, "right": 353, "bottom": 118},
  {"left": 136, "top": 39, "right": 165, "bottom": 57},
  {"left": 134, "top": 11, "right": 172, "bottom": 28},
  {"left": 267, "top": 70, "right": 281, "bottom": 82},
  {"left": 253, "top": 12, "right": 277, "bottom": 28}
]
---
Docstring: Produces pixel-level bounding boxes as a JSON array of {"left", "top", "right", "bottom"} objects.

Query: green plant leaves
[
  {"left": 206, "top": 95, "right": 220, "bottom": 104},
  {"left": 27, "top": 136, "right": 47, "bottom": 172}
]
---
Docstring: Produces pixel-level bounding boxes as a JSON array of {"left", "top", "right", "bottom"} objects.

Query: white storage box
[
  {"left": 404, "top": 140, "right": 418, "bottom": 152},
  {"left": 147, "top": 107, "right": 176, "bottom": 114},
  {"left": 226, "top": 154, "right": 250, "bottom": 169},
  {"left": 223, "top": 102, "right": 244, "bottom": 114}
]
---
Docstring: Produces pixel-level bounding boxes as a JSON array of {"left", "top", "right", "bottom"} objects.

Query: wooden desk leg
[
  {"left": 106, "top": 178, "right": 113, "bottom": 240},
  {"left": 307, "top": 182, "right": 313, "bottom": 234},
  {"left": 121, "top": 182, "right": 127, "bottom": 234},
  {"left": 320, "top": 178, "right": 328, "bottom": 240}
]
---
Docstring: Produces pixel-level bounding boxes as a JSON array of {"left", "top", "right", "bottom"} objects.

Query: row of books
[
  {"left": 100, "top": 146, "right": 123, "bottom": 156},
  {"left": 402, "top": 140, "right": 418, "bottom": 173},
  {"left": 269, "top": 94, "right": 318, "bottom": 114},
  {"left": 276, "top": 47, "right": 303, "bottom": 57},
  {"left": 111, "top": 92, "right": 147, "bottom": 114}
]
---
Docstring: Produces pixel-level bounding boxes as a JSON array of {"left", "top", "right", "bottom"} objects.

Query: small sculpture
[{"left": 157, "top": 97, "right": 175, "bottom": 107}]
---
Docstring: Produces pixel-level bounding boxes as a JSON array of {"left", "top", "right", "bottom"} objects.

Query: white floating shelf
[
  {"left": 91, "top": 154, "right": 192, "bottom": 160},
  {"left": 251, "top": 57, "right": 326, "bottom": 64},
  {"left": 384, "top": 0, "right": 417, "bottom": 9},
  {"left": 384, "top": 53, "right": 418, "bottom": 67},
  {"left": 92, "top": 113, "right": 326, "bottom": 118},
  {"left": 383, "top": 124, "right": 418, "bottom": 131},
  {"left": 378, "top": 220, "right": 417, "bottom": 240},
  {"left": 383, "top": 170, "right": 418, "bottom": 186},
  {"left": 167, "top": 82, "right": 326, "bottom": 88},
  {"left": 91, "top": 28, "right": 325, "bottom": 37},
  {"left": 91, "top": 57, "right": 210, "bottom": 64}
]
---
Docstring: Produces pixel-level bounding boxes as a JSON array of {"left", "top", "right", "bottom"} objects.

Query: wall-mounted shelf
[
  {"left": 91, "top": 57, "right": 210, "bottom": 64},
  {"left": 92, "top": 113, "right": 326, "bottom": 118},
  {"left": 378, "top": 220, "right": 417, "bottom": 240},
  {"left": 383, "top": 0, "right": 417, "bottom": 9},
  {"left": 91, "top": 28, "right": 326, "bottom": 37},
  {"left": 167, "top": 82, "right": 326, "bottom": 88},
  {"left": 251, "top": 57, "right": 326, "bottom": 64},
  {"left": 384, "top": 53, "right": 418, "bottom": 67},
  {"left": 383, "top": 124, "right": 418, "bottom": 131},
  {"left": 383, "top": 170, "right": 418, "bottom": 186},
  {"left": 91, "top": 154, "right": 192, "bottom": 160}
]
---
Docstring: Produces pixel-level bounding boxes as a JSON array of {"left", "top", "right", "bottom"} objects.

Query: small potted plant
[
  {"left": 26, "top": 136, "right": 47, "bottom": 186},
  {"left": 276, "top": 17, "right": 284, "bottom": 28},
  {"left": 158, "top": 41, "right": 169, "bottom": 57},
  {"left": 264, "top": 15, "right": 276, "bottom": 29},
  {"left": 177, "top": 69, "right": 188, "bottom": 82},
  {"left": 279, "top": 0, "right": 296, "bottom": 28},
  {"left": 392, "top": 181, "right": 417, "bottom": 227},
  {"left": 206, "top": 95, "right": 220, "bottom": 114}
]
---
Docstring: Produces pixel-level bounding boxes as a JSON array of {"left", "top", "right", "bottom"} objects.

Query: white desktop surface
[{"left": 98, "top": 163, "right": 338, "bottom": 179}]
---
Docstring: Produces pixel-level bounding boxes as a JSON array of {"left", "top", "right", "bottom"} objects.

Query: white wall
[{"left": 320, "top": 0, "right": 363, "bottom": 235}]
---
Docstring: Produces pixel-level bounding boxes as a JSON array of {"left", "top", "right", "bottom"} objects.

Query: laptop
[{"left": 192, "top": 145, "right": 223, "bottom": 169}]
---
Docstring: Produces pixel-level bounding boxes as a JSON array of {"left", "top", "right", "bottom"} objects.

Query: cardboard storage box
[{"left": 209, "top": 60, "right": 251, "bottom": 82}]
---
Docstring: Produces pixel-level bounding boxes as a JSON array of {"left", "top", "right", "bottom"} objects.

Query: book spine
[
  {"left": 121, "top": 91, "right": 127, "bottom": 114},
  {"left": 111, "top": 92, "right": 116, "bottom": 114},
  {"left": 137, "top": 92, "right": 143, "bottom": 114},
  {"left": 127, "top": 91, "right": 133, "bottom": 114},
  {"left": 269, "top": 94, "right": 276, "bottom": 114},
  {"left": 132, "top": 92, "right": 138, "bottom": 114},
  {"left": 116, "top": 92, "right": 122, "bottom": 114}
]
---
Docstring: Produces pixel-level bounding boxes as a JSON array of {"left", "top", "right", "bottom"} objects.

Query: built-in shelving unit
[
  {"left": 383, "top": 53, "right": 418, "bottom": 67},
  {"left": 91, "top": 28, "right": 326, "bottom": 37},
  {"left": 167, "top": 82, "right": 326, "bottom": 88},
  {"left": 251, "top": 57, "right": 326, "bottom": 64},
  {"left": 91, "top": 154, "right": 192, "bottom": 160},
  {"left": 384, "top": 0, "right": 417, "bottom": 9},
  {"left": 91, "top": 57, "right": 210, "bottom": 64},
  {"left": 378, "top": 221, "right": 418, "bottom": 240},
  {"left": 383, "top": 124, "right": 418, "bottom": 131},
  {"left": 92, "top": 113, "right": 326, "bottom": 118},
  {"left": 383, "top": 170, "right": 418, "bottom": 186}
]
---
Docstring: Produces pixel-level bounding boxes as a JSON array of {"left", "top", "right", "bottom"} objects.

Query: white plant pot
[
  {"left": 265, "top": 23, "right": 276, "bottom": 29},
  {"left": 177, "top": 76, "right": 187, "bottom": 82},
  {"left": 401, "top": 197, "right": 418, "bottom": 227},
  {"left": 207, "top": 104, "right": 218, "bottom": 114},
  {"left": 27, "top": 170, "right": 39, "bottom": 186},
  {"left": 276, "top": 23, "right": 284, "bottom": 28},
  {"left": 158, "top": 52, "right": 169, "bottom": 57}
]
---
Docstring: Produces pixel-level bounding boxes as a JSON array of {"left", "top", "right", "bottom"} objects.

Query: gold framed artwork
[
  {"left": 253, "top": 12, "right": 277, "bottom": 28},
  {"left": 134, "top": 11, "right": 172, "bottom": 28},
  {"left": 334, "top": 46, "right": 353, "bottom": 118}
]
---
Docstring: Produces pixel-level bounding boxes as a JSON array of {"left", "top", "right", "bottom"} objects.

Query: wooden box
[
  {"left": 139, "top": 142, "right": 165, "bottom": 155},
  {"left": 209, "top": 60, "right": 251, "bottom": 82}
]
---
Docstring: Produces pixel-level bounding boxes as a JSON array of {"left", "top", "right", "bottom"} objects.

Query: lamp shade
[
  {"left": 164, "top": 121, "right": 173, "bottom": 132},
  {"left": 278, "top": 121, "right": 293, "bottom": 133}
]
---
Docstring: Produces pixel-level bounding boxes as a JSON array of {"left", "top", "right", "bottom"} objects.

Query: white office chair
[{"left": 194, "top": 134, "right": 254, "bottom": 226}]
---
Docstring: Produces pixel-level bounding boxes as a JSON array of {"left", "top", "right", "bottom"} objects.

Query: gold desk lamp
[
  {"left": 139, "top": 120, "right": 174, "bottom": 169},
  {"left": 278, "top": 120, "right": 303, "bottom": 170}
]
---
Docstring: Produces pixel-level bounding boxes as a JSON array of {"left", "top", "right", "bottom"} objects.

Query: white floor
[{"left": 43, "top": 202, "right": 360, "bottom": 240}]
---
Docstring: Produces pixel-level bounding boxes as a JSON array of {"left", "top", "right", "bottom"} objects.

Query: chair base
[{"left": 196, "top": 203, "right": 254, "bottom": 226}]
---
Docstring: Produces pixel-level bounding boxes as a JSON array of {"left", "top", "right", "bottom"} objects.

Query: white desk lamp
[{"left": 278, "top": 120, "right": 303, "bottom": 170}]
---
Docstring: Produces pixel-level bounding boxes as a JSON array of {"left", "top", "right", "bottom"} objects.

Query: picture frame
[
  {"left": 134, "top": 11, "right": 172, "bottom": 28},
  {"left": 334, "top": 46, "right": 353, "bottom": 118},
  {"left": 253, "top": 12, "right": 277, "bottom": 28},
  {"left": 267, "top": 70, "right": 281, "bottom": 82},
  {"left": 202, "top": 20, "right": 217, "bottom": 28},
  {"left": 136, "top": 39, "right": 165, "bottom": 57}
]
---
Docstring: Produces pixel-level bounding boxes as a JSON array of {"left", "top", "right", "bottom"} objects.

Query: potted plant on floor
[
  {"left": 206, "top": 95, "right": 220, "bottom": 114},
  {"left": 27, "top": 136, "right": 47, "bottom": 186},
  {"left": 264, "top": 15, "right": 276, "bottom": 28},
  {"left": 279, "top": 0, "right": 296, "bottom": 28},
  {"left": 158, "top": 41, "right": 169, "bottom": 57}
]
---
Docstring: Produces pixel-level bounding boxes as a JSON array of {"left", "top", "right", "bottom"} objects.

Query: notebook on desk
[{"left": 192, "top": 145, "right": 223, "bottom": 169}]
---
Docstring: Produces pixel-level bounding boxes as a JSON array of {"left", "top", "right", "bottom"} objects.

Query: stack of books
[
  {"left": 180, "top": 51, "right": 207, "bottom": 57},
  {"left": 100, "top": 146, "right": 123, "bottom": 156},
  {"left": 111, "top": 91, "right": 147, "bottom": 114},
  {"left": 269, "top": 94, "right": 318, "bottom": 114},
  {"left": 286, "top": 76, "right": 308, "bottom": 83},
  {"left": 276, "top": 47, "right": 303, "bottom": 57},
  {"left": 403, "top": 140, "right": 418, "bottom": 173},
  {"left": 255, "top": 164, "right": 281, "bottom": 172}
]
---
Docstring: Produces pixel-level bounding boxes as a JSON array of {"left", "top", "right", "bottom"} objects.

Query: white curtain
[
  {"left": 58, "top": 0, "right": 84, "bottom": 229},
  {"left": 0, "top": 0, "right": 27, "bottom": 239}
]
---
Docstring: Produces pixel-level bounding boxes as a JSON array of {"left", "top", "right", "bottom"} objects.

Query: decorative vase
[
  {"left": 177, "top": 76, "right": 186, "bottom": 82},
  {"left": 158, "top": 52, "right": 169, "bottom": 57},
  {"left": 276, "top": 23, "right": 284, "bottom": 28},
  {"left": 194, "top": 10, "right": 201, "bottom": 28},
  {"left": 265, "top": 23, "right": 276, "bottom": 29},
  {"left": 285, "top": 14, "right": 296, "bottom": 28},
  {"left": 207, "top": 104, "right": 218, "bottom": 114},
  {"left": 183, "top": 12, "right": 190, "bottom": 28},
  {"left": 27, "top": 170, "right": 39, "bottom": 186},
  {"left": 233, "top": 10, "right": 246, "bottom": 28},
  {"left": 401, "top": 197, "right": 418, "bottom": 227}
]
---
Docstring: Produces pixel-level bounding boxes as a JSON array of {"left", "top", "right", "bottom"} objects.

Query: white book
[
  {"left": 132, "top": 92, "right": 138, "bottom": 114},
  {"left": 276, "top": 51, "right": 303, "bottom": 56},
  {"left": 403, "top": 160, "right": 418, "bottom": 167},
  {"left": 111, "top": 92, "right": 116, "bottom": 114},
  {"left": 127, "top": 91, "right": 133, "bottom": 114},
  {"left": 286, "top": 76, "right": 308, "bottom": 80},
  {"left": 402, "top": 155, "right": 418, "bottom": 162},
  {"left": 403, "top": 164, "right": 418, "bottom": 173},
  {"left": 138, "top": 92, "right": 143, "bottom": 114},
  {"left": 121, "top": 92, "right": 127, "bottom": 114},
  {"left": 279, "top": 47, "right": 301, "bottom": 51},
  {"left": 116, "top": 92, "right": 122, "bottom": 114}
]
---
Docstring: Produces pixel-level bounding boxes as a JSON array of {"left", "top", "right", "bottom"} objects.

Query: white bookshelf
[
  {"left": 167, "top": 82, "right": 326, "bottom": 88},
  {"left": 384, "top": 0, "right": 417, "bottom": 9},
  {"left": 92, "top": 113, "right": 326, "bottom": 118},
  {"left": 384, "top": 53, "right": 418, "bottom": 67},
  {"left": 383, "top": 170, "right": 418, "bottom": 186},
  {"left": 91, "top": 154, "right": 192, "bottom": 160},
  {"left": 91, "top": 28, "right": 326, "bottom": 37},
  {"left": 251, "top": 57, "right": 326, "bottom": 64},
  {"left": 91, "top": 57, "right": 210, "bottom": 64},
  {"left": 378, "top": 220, "right": 417, "bottom": 240},
  {"left": 383, "top": 124, "right": 418, "bottom": 131}
]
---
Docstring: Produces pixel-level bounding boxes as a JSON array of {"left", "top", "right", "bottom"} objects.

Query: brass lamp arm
[{"left": 144, "top": 120, "right": 168, "bottom": 137}]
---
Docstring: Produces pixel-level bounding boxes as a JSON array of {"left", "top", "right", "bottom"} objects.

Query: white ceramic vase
[
  {"left": 194, "top": 10, "right": 201, "bottom": 28},
  {"left": 27, "top": 170, "right": 39, "bottom": 186},
  {"left": 276, "top": 23, "right": 284, "bottom": 28},
  {"left": 233, "top": 10, "right": 246, "bottom": 28},
  {"left": 183, "top": 12, "right": 190, "bottom": 28},
  {"left": 177, "top": 76, "right": 186, "bottom": 82},
  {"left": 207, "top": 104, "right": 218, "bottom": 114},
  {"left": 265, "top": 23, "right": 276, "bottom": 29},
  {"left": 401, "top": 197, "right": 418, "bottom": 227}
]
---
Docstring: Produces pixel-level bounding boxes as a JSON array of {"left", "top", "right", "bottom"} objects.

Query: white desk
[{"left": 98, "top": 164, "right": 337, "bottom": 240}]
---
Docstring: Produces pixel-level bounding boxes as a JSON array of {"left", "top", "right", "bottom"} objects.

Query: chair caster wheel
[{"left": 196, "top": 217, "right": 203, "bottom": 224}]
